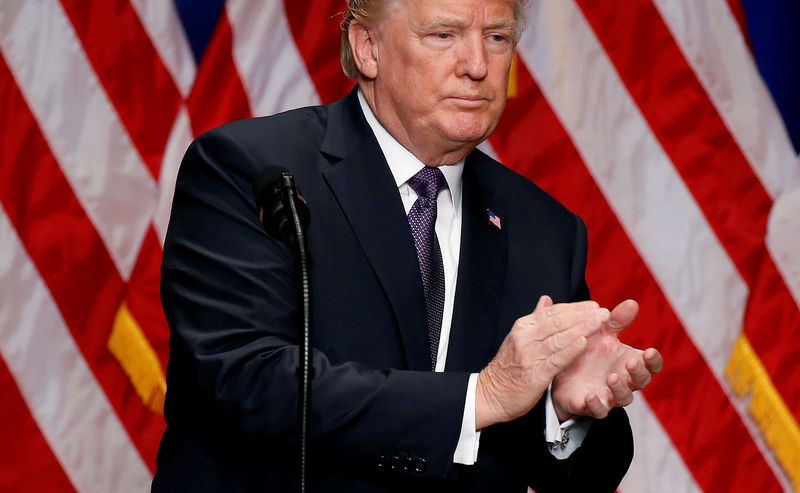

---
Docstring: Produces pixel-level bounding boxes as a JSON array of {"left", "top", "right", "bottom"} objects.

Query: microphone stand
[{"left": 281, "top": 174, "right": 313, "bottom": 493}]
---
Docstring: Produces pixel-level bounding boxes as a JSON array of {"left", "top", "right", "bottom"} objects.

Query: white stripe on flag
[
  {"left": 154, "top": 107, "right": 193, "bottom": 244},
  {"left": 0, "top": 0, "right": 156, "bottom": 280},
  {"left": 767, "top": 186, "right": 800, "bottom": 308},
  {"left": 128, "top": 0, "right": 197, "bottom": 98},
  {"left": 226, "top": 0, "right": 320, "bottom": 117},
  {"left": 0, "top": 207, "right": 152, "bottom": 493}
]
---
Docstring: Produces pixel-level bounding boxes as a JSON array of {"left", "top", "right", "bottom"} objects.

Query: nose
[{"left": 455, "top": 33, "right": 488, "bottom": 80}]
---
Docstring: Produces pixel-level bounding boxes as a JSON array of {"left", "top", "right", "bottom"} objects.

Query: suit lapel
[
  {"left": 319, "top": 92, "right": 431, "bottom": 371},
  {"left": 445, "top": 156, "right": 509, "bottom": 372}
]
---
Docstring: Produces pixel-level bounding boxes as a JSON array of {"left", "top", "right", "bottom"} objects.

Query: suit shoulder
[
  {"left": 182, "top": 104, "right": 333, "bottom": 182},
  {"left": 204, "top": 104, "right": 328, "bottom": 155}
]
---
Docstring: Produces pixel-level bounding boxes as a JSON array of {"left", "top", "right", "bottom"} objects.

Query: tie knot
[{"left": 407, "top": 167, "right": 448, "bottom": 202}]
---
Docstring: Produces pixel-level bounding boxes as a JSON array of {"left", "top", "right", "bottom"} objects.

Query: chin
[
  {"left": 442, "top": 127, "right": 492, "bottom": 147},
  {"left": 442, "top": 114, "right": 497, "bottom": 143}
]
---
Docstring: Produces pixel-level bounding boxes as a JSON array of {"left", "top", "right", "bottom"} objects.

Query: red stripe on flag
[
  {"left": 576, "top": 0, "right": 800, "bottom": 416},
  {"left": 283, "top": 0, "right": 355, "bottom": 104},
  {"left": 59, "top": 0, "right": 183, "bottom": 180},
  {"left": 0, "top": 53, "right": 163, "bottom": 472},
  {"left": 126, "top": 228, "right": 170, "bottom": 370},
  {"left": 489, "top": 59, "right": 782, "bottom": 492},
  {"left": 0, "top": 357, "right": 75, "bottom": 492},
  {"left": 187, "top": 12, "right": 252, "bottom": 135}
]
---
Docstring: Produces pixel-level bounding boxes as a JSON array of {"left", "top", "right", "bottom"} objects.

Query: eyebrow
[
  {"left": 419, "top": 19, "right": 467, "bottom": 30},
  {"left": 419, "top": 18, "right": 516, "bottom": 32},
  {"left": 485, "top": 20, "right": 516, "bottom": 32}
]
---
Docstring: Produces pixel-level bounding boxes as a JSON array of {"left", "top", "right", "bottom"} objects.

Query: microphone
[
  {"left": 252, "top": 166, "right": 313, "bottom": 493},
  {"left": 253, "top": 166, "right": 310, "bottom": 251}
]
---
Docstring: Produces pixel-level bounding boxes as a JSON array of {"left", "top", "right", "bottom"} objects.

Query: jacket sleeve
[
  {"left": 527, "top": 406, "right": 633, "bottom": 493},
  {"left": 160, "top": 127, "right": 470, "bottom": 478},
  {"left": 570, "top": 213, "right": 592, "bottom": 303},
  {"left": 527, "top": 212, "right": 633, "bottom": 492}
]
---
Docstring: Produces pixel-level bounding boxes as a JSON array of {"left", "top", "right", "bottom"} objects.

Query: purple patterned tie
[{"left": 407, "top": 167, "right": 448, "bottom": 370}]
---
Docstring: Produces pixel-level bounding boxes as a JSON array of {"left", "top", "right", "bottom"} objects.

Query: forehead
[{"left": 389, "top": 0, "right": 516, "bottom": 27}]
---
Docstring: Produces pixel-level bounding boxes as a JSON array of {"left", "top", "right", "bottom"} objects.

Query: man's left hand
[{"left": 551, "top": 299, "right": 663, "bottom": 421}]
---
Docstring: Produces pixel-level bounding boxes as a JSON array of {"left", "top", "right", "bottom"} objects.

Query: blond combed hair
[{"left": 340, "top": 0, "right": 529, "bottom": 80}]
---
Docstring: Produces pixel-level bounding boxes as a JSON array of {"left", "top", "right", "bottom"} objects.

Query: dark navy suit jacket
[{"left": 152, "top": 90, "right": 633, "bottom": 492}]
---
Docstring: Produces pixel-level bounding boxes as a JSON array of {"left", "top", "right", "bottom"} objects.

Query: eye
[{"left": 421, "top": 30, "right": 456, "bottom": 49}]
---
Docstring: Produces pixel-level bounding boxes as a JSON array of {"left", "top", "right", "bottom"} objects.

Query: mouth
[{"left": 447, "top": 96, "right": 489, "bottom": 108}]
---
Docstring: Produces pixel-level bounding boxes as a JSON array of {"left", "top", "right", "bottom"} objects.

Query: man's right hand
[{"left": 475, "top": 296, "right": 609, "bottom": 430}]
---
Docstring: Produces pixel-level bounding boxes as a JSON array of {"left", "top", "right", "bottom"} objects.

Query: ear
[{"left": 348, "top": 20, "right": 379, "bottom": 80}]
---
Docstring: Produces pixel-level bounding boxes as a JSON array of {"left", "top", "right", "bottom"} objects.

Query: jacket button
[
  {"left": 414, "top": 458, "right": 427, "bottom": 473},
  {"left": 390, "top": 455, "right": 402, "bottom": 470},
  {"left": 377, "top": 454, "right": 386, "bottom": 469},
  {"left": 403, "top": 456, "right": 413, "bottom": 471}
]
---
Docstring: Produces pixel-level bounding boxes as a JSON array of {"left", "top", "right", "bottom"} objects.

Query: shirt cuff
[
  {"left": 544, "top": 385, "right": 591, "bottom": 460},
  {"left": 453, "top": 373, "right": 481, "bottom": 465}
]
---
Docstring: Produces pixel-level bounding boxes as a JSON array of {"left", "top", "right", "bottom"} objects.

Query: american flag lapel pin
[{"left": 487, "top": 209, "right": 502, "bottom": 230}]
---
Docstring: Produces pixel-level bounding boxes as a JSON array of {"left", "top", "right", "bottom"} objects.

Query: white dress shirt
[{"left": 357, "top": 90, "right": 587, "bottom": 464}]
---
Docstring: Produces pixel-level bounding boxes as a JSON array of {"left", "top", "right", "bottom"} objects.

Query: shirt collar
[{"left": 357, "top": 89, "right": 463, "bottom": 206}]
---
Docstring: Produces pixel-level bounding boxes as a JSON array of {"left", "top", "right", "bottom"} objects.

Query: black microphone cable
[{"left": 253, "top": 167, "right": 312, "bottom": 493}]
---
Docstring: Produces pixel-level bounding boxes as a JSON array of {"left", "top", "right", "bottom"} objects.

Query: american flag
[
  {"left": 1, "top": 0, "right": 798, "bottom": 491},
  {"left": 487, "top": 209, "right": 502, "bottom": 230}
]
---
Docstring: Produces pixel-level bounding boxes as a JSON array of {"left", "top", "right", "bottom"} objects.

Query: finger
[
  {"left": 546, "top": 335, "right": 587, "bottom": 374},
  {"left": 608, "top": 299, "right": 639, "bottom": 332},
  {"left": 517, "top": 295, "right": 555, "bottom": 326},
  {"left": 643, "top": 348, "right": 663, "bottom": 374},
  {"left": 514, "top": 312, "right": 537, "bottom": 328},
  {"left": 585, "top": 393, "right": 610, "bottom": 419},
  {"left": 625, "top": 358, "right": 652, "bottom": 390},
  {"left": 515, "top": 304, "right": 607, "bottom": 333},
  {"left": 541, "top": 299, "right": 600, "bottom": 317},
  {"left": 546, "top": 304, "right": 609, "bottom": 329},
  {"left": 546, "top": 324, "right": 587, "bottom": 352},
  {"left": 538, "top": 308, "right": 610, "bottom": 341},
  {"left": 607, "top": 373, "right": 634, "bottom": 407}
]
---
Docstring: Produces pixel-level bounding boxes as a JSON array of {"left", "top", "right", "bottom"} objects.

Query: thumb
[
  {"left": 535, "top": 294, "right": 553, "bottom": 312},
  {"left": 609, "top": 299, "right": 639, "bottom": 332}
]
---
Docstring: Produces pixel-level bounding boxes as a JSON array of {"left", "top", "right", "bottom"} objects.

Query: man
[{"left": 153, "top": 0, "right": 662, "bottom": 491}]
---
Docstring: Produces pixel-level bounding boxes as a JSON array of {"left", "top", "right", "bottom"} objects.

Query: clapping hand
[
  {"left": 475, "top": 296, "right": 610, "bottom": 429},
  {"left": 551, "top": 299, "right": 662, "bottom": 421}
]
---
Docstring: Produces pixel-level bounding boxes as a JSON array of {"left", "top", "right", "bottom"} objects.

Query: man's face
[{"left": 369, "top": 0, "right": 515, "bottom": 163}]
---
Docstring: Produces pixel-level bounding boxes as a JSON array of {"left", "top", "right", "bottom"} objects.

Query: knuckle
[
  {"left": 506, "top": 330, "right": 524, "bottom": 348},
  {"left": 549, "top": 333, "right": 564, "bottom": 351},
  {"left": 546, "top": 354, "right": 563, "bottom": 372},
  {"left": 589, "top": 401, "right": 609, "bottom": 418}
]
